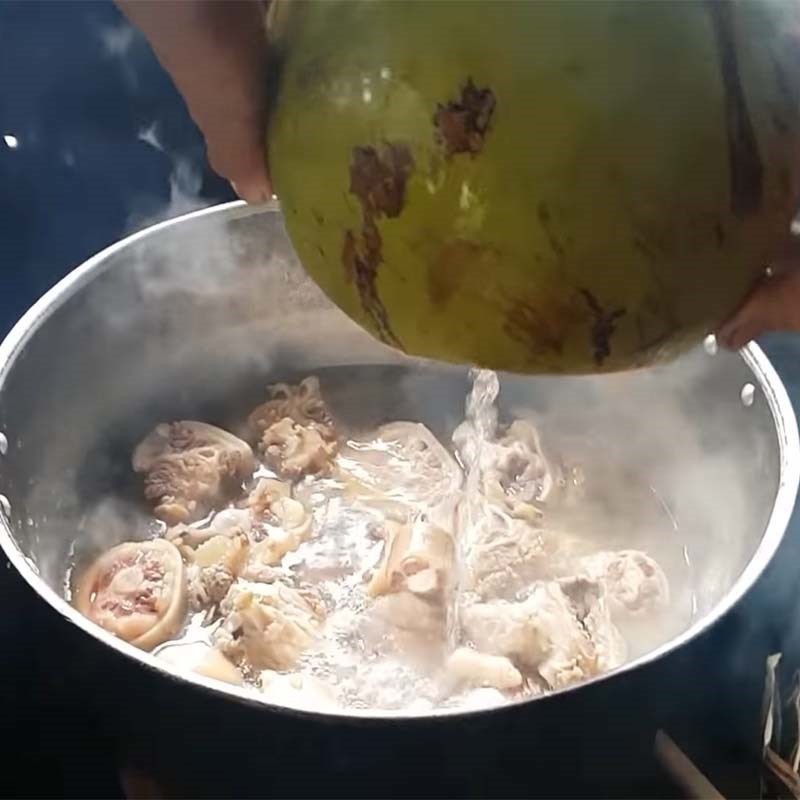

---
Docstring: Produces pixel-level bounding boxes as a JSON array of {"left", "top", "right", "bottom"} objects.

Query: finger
[
  {"left": 717, "top": 279, "right": 768, "bottom": 348},
  {"left": 717, "top": 275, "right": 782, "bottom": 348},
  {"left": 718, "top": 268, "right": 800, "bottom": 348},
  {"left": 117, "top": 0, "right": 270, "bottom": 202},
  {"left": 717, "top": 315, "right": 764, "bottom": 350}
]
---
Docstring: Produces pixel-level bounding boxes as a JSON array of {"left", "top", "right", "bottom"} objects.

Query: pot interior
[{"left": 0, "top": 202, "right": 795, "bottom": 716}]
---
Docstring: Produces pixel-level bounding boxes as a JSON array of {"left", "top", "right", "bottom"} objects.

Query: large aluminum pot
[{"left": 0, "top": 201, "right": 797, "bottom": 795}]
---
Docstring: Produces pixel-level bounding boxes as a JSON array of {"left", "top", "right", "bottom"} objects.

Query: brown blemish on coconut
[
  {"left": 579, "top": 289, "right": 626, "bottom": 366},
  {"left": 349, "top": 145, "right": 414, "bottom": 218},
  {"left": 341, "top": 143, "right": 414, "bottom": 348},
  {"left": 434, "top": 79, "right": 496, "bottom": 157},
  {"left": 342, "top": 224, "right": 400, "bottom": 349}
]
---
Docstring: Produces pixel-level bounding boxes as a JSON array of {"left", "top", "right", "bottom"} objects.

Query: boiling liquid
[
  {"left": 71, "top": 364, "right": 696, "bottom": 712},
  {"left": 270, "top": 366, "right": 693, "bottom": 709}
]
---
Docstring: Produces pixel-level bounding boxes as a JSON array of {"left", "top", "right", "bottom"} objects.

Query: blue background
[{"left": 2, "top": 2, "right": 800, "bottom": 796}]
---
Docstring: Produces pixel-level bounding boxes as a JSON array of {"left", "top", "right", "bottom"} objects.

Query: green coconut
[{"left": 267, "top": 0, "right": 800, "bottom": 373}]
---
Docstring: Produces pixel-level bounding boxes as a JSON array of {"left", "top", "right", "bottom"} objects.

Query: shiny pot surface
[{"left": 0, "top": 201, "right": 797, "bottom": 724}]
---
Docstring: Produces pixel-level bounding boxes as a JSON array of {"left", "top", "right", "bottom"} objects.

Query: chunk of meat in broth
[
  {"left": 453, "top": 416, "right": 553, "bottom": 523},
  {"left": 132, "top": 422, "right": 254, "bottom": 525},
  {"left": 166, "top": 508, "right": 254, "bottom": 611},
  {"left": 213, "top": 581, "right": 325, "bottom": 671},
  {"left": 247, "top": 376, "right": 336, "bottom": 443},
  {"left": 460, "top": 514, "right": 566, "bottom": 601},
  {"left": 579, "top": 550, "right": 670, "bottom": 616},
  {"left": 362, "top": 590, "right": 448, "bottom": 671},
  {"left": 557, "top": 577, "right": 627, "bottom": 672},
  {"left": 489, "top": 420, "right": 554, "bottom": 509},
  {"left": 156, "top": 640, "right": 244, "bottom": 686},
  {"left": 370, "top": 591, "right": 445, "bottom": 638},
  {"left": 445, "top": 647, "right": 523, "bottom": 691},
  {"left": 362, "top": 517, "right": 455, "bottom": 672},
  {"left": 74, "top": 539, "right": 187, "bottom": 650},
  {"left": 367, "top": 519, "right": 454, "bottom": 599},
  {"left": 461, "top": 578, "right": 626, "bottom": 690},
  {"left": 259, "top": 418, "right": 337, "bottom": 479},
  {"left": 184, "top": 533, "right": 249, "bottom": 610},
  {"left": 242, "top": 478, "right": 313, "bottom": 579},
  {"left": 454, "top": 414, "right": 577, "bottom": 600},
  {"left": 247, "top": 477, "right": 291, "bottom": 518},
  {"left": 247, "top": 378, "right": 338, "bottom": 479},
  {"left": 167, "top": 508, "right": 252, "bottom": 550}
]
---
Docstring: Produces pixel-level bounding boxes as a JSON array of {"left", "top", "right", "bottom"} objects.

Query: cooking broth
[{"left": 68, "top": 365, "right": 694, "bottom": 713}]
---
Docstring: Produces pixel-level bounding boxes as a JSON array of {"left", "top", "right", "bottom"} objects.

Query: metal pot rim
[{"left": 0, "top": 200, "right": 797, "bottom": 721}]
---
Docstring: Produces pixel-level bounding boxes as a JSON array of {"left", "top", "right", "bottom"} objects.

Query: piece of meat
[
  {"left": 580, "top": 550, "right": 670, "bottom": 616},
  {"left": 454, "top": 414, "right": 564, "bottom": 601},
  {"left": 367, "top": 519, "right": 453, "bottom": 598},
  {"left": 155, "top": 641, "right": 244, "bottom": 686},
  {"left": 490, "top": 420, "right": 554, "bottom": 506},
  {"left": 245, "top": 531, "right": 301, "bottom": 575},
  {"left": 184, "top": 533, "right": 248, "bottom": 610},
  {"left": 461, "top": 579, "right": 626, "bottom": 690},
  {"left": 248, "top": 478, "right": 312, "bottom": 545},
  {"left": 459, "top": 513, "right": 562, "bottom": 600},
  {"left": 247, "top": 477, "right": 291, "bottom": 517},
  {"left": 454, "top": 417, "right": 553, "bottom": 520},
  {"left": 133, "top": 421, "right": 254, "bottom": 525},
  {"left": 557, "top": 577, "right": 627, "bottom": 673},
  {"left": 167, "top": 507, "right": 253, "bottom": 551},
  {"left": 74, "top": 539, "right": 187, "bottom": 651},
  {"left": 445, "top": 647, "right": 523, "bottom": 690},
  {"left": 247, "top": 376, "right": 336, "bottom": 442},
  {"left": 214, "top": 580, "right": 325, "bottom": 670},
  {"left": 242, "top": 478, "right": 314, "bottom": 574},
  {"left": 370, "top": 591, "right": 444, "bottom": 636},
  {"left": 187, "top": 563, "right": 236, "bottom": 610},
  {"left": 260, "top": 418, "right": 337, "bottom": 478}
]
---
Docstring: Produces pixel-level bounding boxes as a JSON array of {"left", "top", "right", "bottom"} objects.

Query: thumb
[
  {"left": 717, "top": 266, "right": 800, "bottom": 349},
  {"left": 716, "top": 276, "right": 776, "bottom": 350},
  {"left": 117, "top": 0, "right": 271, "bottom": 203}
]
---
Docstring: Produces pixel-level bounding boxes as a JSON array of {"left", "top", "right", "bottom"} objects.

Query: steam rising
[
  {"left": 96, "top": 18, "right": 140, "bottom": 92},
  {"left": 98, "top": 21, "right": 136, "bottom": 60},
  {"left": 132, "top": 123, "right": 208, "bottom": 229}
]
